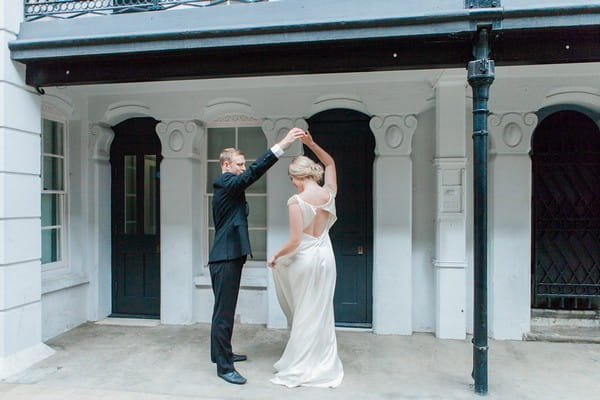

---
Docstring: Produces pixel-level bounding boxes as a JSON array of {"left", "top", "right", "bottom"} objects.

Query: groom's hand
[{"left": 278, "top": 127, "right": 306, "bottom": 151}]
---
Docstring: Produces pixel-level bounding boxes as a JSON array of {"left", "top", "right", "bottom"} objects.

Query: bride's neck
[{"left": 298, "top": 179, "right": 319, "bottom": 193}]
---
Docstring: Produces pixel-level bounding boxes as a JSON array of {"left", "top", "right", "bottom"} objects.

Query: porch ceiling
[{"left": 8, "top": 1, "right": 600, "bottom": 87}]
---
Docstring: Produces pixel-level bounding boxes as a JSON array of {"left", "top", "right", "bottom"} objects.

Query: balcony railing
[{"left": 24, "top": 0, "right": 268, "bottom": 21}]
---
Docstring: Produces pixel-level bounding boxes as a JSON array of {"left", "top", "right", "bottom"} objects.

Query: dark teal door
[
  {"left": 110, "top": 117, "right": 162, "bottom": 317},
  {"left": 306, "top": 109, "right": 375, "bottom": 327}
]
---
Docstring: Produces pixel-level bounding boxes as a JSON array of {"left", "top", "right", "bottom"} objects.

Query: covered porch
[{"left": 1, "top": 321, "right": 599, "bottom": 400}]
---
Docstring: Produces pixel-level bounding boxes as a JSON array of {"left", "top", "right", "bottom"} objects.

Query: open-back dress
[{"left": 270, "top": 186, "right": 344, "bottom": 388}]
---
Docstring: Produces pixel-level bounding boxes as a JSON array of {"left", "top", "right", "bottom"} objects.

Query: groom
[{"left": 209, "top": 127, "right": 305, "bottom": 385}]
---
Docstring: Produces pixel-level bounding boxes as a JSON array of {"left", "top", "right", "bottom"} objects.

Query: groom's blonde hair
[
  {"left": 219, "top": 148, "right": 244, "bottom": 166},
  {"left": 289, "top": 156, "right": 324, "bottom": 182}
]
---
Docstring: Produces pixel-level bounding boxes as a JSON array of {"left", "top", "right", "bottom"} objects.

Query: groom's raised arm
[{"left": 223, "top": 128, "right": 306, "bottom": 191}]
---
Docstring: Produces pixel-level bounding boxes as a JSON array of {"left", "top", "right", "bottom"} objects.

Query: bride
[{"left": 267, "top": 130, "right": 343, "bottom": 388}]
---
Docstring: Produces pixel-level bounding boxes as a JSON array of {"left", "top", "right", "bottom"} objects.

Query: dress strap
[
  {"left": 323, "top": 184, "right": 337, "bottom": 197},
  {"left": 287, "top": 195, "right": 299, "bottom": 206}
]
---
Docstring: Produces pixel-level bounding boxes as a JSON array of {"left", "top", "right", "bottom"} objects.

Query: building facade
[{"left": 1, "top": 0, "right": 599, "bottom": 378}]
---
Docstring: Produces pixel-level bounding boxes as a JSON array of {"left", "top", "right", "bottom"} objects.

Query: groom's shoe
[
  {"left": 218, "top": 370, "right": 247, "bottom": 385},
  {"left": 211, "top": 354, "right": 247, "bottom": 363}
]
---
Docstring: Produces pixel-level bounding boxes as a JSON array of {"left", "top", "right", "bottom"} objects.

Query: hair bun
[{"left": 288, "top": 156, "right": 324, "bottom": 182}]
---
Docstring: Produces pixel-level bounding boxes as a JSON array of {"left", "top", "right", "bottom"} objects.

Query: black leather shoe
[
  {"left": 218, "top": 370, "right": 247, "bottom": 385},
  {"left": 211, "top": 354, "right": 247, "bottom": 363}
]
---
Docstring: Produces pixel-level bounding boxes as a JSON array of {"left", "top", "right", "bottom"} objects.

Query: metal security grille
[
  {"left": 532, "top": 110, "right": 600, "bottom": 310},
  {"left": 24, "top": 0, "right": 267, "bottom": 21}
]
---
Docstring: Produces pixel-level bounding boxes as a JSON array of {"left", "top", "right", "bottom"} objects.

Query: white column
[
  {"left": 488, "top": 112, "right": 537, "bottom": 340},
  {"left": 262, "top": 117, "right": 306, "bottom": 329},
  {"left": 433, "top": 75, "right": 468, "bottom": 339},
  {"left": 156, "top": 120, "right": 205, "bottom": 324},
  {"left": 369, "top": 115, "right": 417, "bottom": 334},
  {"left": 88, "top": 124, "right": 114, "bottom": 321},
  {"left": 0, "top": 0, "right": 54, "bottom": 378}
]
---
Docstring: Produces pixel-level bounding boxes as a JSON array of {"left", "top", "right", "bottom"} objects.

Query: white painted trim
[
  {"left": 541, "top": 87, "right": 600, "bottom": 113},
  {"left": 202, "top": 97, "right": 256, "bottom": 124},
  {"left": 40, "top": 111, "right": 69, "bottom": 274},
  {"left": 101, "top": 101, "right": 155, "bottom": 126},
  {"left": 42, "top": 94, "right": 75, "bottom": 119},
  {"left": 41, "top": 272, "right": 89, "bottom": 295},
  {"left": 194, "top": 267, "right": 268, "bottom": 289},
  {"left": 307, "top": 94, "right": 369, "bottom": 117}
]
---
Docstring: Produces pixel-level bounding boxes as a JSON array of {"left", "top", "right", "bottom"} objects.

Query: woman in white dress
[{"left": 267, "top": 131, "right": 343, "bottom": 388}]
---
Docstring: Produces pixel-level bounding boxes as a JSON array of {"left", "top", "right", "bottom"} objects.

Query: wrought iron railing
[{"left": 24, "top": 0, "right": 268, "bottom": 21}]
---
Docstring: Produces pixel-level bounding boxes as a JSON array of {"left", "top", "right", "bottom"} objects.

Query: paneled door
[
  {"left": 110, "top": 118, "right": 162, "bottom": 317},
  {"left": 307, "top": 109, "right": 375, "bottom": 327}
]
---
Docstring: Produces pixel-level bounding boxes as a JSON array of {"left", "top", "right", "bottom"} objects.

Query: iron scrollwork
[{"left": 24, "top": 0, "right": 268, "bottom": 21}]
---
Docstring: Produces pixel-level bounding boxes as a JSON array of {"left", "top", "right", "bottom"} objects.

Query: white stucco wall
[
  {"left": 3, "top": 63, "right": 597, "bottom": 348},
  {"left": 0, "top": 0, "right": 55, "bottom": 379}
]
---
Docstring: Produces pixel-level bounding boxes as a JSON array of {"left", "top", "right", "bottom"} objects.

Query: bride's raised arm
[{"left": 300, "top": 131, "right": 337, "bottom": 193}]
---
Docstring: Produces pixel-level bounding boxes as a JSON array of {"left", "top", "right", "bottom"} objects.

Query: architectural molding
[
  {"left": 433, "top": 260, "right": 468, "bottom": 269},
  {"left": 489, "top": 112, "right": 538, "bottom": 155},
  {"left": 370, "top": 114, "right": 418, "bottom": 156},
  {"left": 102, "top": 101, "right": 154, "bottom": 126},
  {"left": 42, "top": 94, "right": 74, "bottom": 119},
  {"left": 203, "top": 97, "right": 257, "bottom": 125},
  {"left": 308, "top": 94, "right": 369, "bottom": 117},
  {"left": 541, "top": 87, "right": 600, "bottom": 113},
  {"left": 89, "top": 123, "right": 115, "bottom": 161},
  {"left": 156, "top": 120, "right": 205, "bottom": 159},
  {"left": 261, "top": 117, "right": 307, "bottom": 156}
]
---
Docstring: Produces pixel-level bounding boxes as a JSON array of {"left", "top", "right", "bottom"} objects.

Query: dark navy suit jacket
[{"left": 208, "top": 149, "right": 278, "bottom": 264}]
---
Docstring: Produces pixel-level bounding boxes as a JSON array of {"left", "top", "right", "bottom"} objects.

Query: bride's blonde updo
[{"left": 288, "top": 156, "right": 324, "bottom": 182}]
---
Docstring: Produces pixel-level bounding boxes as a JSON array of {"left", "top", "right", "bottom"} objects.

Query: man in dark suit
[{"left": 209, "top": 127, "right": 305, "bottom": 385}]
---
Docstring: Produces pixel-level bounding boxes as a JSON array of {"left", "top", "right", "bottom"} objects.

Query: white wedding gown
[{"left": 271, "top": 188, "right": 344, "bottom": 388}]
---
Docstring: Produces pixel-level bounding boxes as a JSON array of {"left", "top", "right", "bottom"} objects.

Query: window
[
  {"left": 41, "top": 117, "right": 67, "bottom": 269},
  {"left": 206, "top": 126, "right": 267, "bottom": 261}
]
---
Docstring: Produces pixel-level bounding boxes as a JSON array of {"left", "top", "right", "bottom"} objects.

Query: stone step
[
  {"left": 530, "top": 309, "right": 599, "bottom": 328},
  {"left": 525, "top": 326, "right": 600, "bottom": 343},
  {"left": 526, "top": 309, "right": 600, "bottom": 343}
]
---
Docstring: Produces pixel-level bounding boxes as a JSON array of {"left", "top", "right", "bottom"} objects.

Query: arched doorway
[
  {"left": 306, "top": 109, "right": 375, "bottom": 327},
  {"left": 110, "top": 117, "right": 162, "bottom": 317},
  {"left": 531, "top": 110, "right": 600, "bottom": 310}
]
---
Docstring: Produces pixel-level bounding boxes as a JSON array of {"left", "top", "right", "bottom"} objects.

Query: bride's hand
[
  {"left": 267, "top": 255, "right": 277, "bottom": 268},
  {"left": 299, "top": 130, "right": 315, "bottom": 146}
]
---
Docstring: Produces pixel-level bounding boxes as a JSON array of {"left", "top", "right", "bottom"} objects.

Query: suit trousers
[{"left": 209, "top": 256, "right": 246, "bottom": 374}]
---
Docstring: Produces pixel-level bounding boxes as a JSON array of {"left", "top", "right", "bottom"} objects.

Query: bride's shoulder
[{"left": 286, "top": 195, "right": 299, "bottom": 206}]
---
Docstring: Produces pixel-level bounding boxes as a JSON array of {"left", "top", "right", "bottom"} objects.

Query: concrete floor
[{"left": 1, "top": 322, "right": 599, "bottom": 400}]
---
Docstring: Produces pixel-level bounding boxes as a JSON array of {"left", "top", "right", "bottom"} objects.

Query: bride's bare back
[{"left": 298, "top": 185, "right": 334, "bottom": 238}]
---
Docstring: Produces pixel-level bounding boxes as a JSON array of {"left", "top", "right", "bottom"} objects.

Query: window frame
[
  {"left": 205, "top": 121, "right": 268, "bottom": 267},
  {"left": 40, "top": 112, "right": 69, "bottom": 272}
]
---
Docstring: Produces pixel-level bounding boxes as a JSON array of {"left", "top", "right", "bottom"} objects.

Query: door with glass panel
[{"left": 110, "top": 118, "right": 162, "bottom": 317}]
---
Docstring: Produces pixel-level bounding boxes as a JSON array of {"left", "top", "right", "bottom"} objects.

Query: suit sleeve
[{"left": 222, "top": 149, "right": 279, "bottom": 192}]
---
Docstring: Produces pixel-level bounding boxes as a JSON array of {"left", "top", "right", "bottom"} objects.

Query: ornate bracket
[
  {"left": 156, "top": 120, "right": 205, "bottom": 159},
  {"left": 489, "top": 112, "right": 538, "bottom": 155},
  {"left": 261, "top": 117, "right": 307, "bottom": 157},
  {"left": 369, "top": 115, "right": 418, "bottom": 156},
  {"left": 89, "top": 123, "right": 115, "bottom": 161}
]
